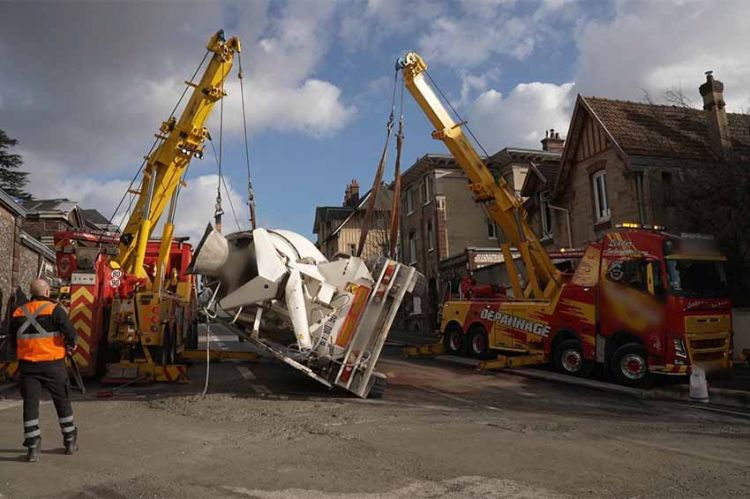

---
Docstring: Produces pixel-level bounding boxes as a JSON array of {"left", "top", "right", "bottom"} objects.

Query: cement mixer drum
[{"left": 191, "top": 225, "right": 422, "bottom": 398}]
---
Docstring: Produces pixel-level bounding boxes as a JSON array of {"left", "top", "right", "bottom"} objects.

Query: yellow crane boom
[
  {"left": 115, "top": 30, "right": 240, "bottom": 281},
  {"left": 397, "top": 52, "right": 561, "bottom": 299}
]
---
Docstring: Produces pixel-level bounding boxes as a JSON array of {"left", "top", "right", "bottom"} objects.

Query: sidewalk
[{"left": 504, "top": 365, "right": 750, "bottom": 410}]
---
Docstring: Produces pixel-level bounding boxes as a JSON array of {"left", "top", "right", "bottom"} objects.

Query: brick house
[
  {"left": 398, "top": 154, "right": 497, "bottom": 331},
  {"left": 493, "top": 133, "right": 564, "bottom": 246},
  {"left": 22, "top": 198, "right": 86, "bottom": 247},
  {"left": 535, "top": 73, "right": 750, "bottom": 249},
  {"left": 0, "top": 189, "right": 56, "bottom": 336},
  {"left": 313, "top": 180, "right": 392, "bottom": 261}
]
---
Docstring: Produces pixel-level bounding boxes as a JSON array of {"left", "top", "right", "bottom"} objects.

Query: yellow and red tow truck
[
  {"left": 1, "top": 31, "right": 241, "bottom": 383},
  {"left": 397, "top": 52, "right": 732, "bottom": 385}
]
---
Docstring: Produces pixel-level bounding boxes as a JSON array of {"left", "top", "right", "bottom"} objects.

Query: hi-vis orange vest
[{"left": 12, "top": 300, "right": 65, "bottom": 362}]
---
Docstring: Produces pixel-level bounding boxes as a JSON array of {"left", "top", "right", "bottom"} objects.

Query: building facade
[
  {"left": 398, "top": 155, "right": 496, "bottom": 331},
  {"left": 21, "top": 198, "right": 86, "bottom": 247},
  {"left": 313, "top": 180, "right": 392, "bottom": 261},
  {"left": 535, "top": 73, "right": 750, "bottom": 249},
  {"left": 492, "top": 134, "right": 564, "bottom": 247}
]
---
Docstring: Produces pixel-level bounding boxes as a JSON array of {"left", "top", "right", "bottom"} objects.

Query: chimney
[
  {"left": 699, "top": 71, "right": 731, "bottom": 159},
  {"left": 541, "top": 128, "right": 565, "bottom": 153},
  {"left": 343, "top": 179, "right": 360, "bottom": 207}
]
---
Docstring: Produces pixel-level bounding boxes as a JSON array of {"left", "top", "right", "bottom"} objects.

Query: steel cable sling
[
  {"left": 356, "top": 70, "right": 399, "bottom": 257},
  {"left": 388, "top": 77, "right": 406, "bottom": 259}
]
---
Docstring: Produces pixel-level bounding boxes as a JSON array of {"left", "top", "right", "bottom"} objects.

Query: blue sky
[{"left": 1, "top": 0, "right": 748, "bottom": 242}]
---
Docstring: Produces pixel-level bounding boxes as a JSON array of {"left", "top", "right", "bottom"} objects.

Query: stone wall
[
  {"left": 553, "top": 148, "right": 639, "bottom": 248},
  {"left": 0, "top": 205, "right": 16, "bottom": 326},
  {"left": 18, "top": 245, "right": 41, "bottom": 298}
]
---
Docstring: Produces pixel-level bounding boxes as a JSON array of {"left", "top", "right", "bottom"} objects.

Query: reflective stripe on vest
[{"left": 13, "top": 301, "right": 65, "bottom": 362}]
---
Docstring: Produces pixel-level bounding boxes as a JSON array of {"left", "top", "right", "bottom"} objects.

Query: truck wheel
[
  {"left": 611, "top": 343, "right": 649, "bottom": 386},
  {"left": 468, "top": 325, "right": 490, "bottom": 359},
  {"left": 443, "top": 324, "right": 464, "bottom": 356},
  {"left": 553, "top": 339, "right": 589, "bottom": 377},
  {"left": 368, "top": 372, "right": 388, "bottom": 399}
]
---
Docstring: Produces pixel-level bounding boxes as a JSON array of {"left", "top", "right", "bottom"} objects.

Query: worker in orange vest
[{"left": 10, "top": 278, "right": 78, "bottom": 462}]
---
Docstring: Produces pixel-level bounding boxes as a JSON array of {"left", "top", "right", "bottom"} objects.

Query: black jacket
[{"left": 10, "top": 296, "right": 78, "bottom": 351}]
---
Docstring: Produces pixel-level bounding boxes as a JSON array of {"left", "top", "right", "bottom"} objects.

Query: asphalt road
[{"left": 0, "top": 326, "right": 749, "bottom": 498}]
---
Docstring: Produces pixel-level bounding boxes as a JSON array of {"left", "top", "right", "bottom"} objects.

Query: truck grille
[
  {"left": 687, "top": 332, "right": 730, "bottom": 363},
  {"left": 690, "top": 337, "right": 727, "bottom": 350}
]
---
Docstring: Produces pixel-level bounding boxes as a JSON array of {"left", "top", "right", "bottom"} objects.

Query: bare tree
[
  {"left": 663, "top": 86, "right": 695, "bottom": 108},
  {"left": 639, "top": 87, "right": 656, "bottom": 105}
]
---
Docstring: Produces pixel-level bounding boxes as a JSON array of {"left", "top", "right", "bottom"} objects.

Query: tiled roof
[
  {"left": 584, "top": 97, "right": 750, "bottom": 161},
  {"left": 313, "top": 206, "right": 353, "bottom": 234},
  {"left": 22, "top": 198, "right": 78, "bottom": 213},
  {"left": 0, "top": 188, "right": 27, "bottom": 217},
  {"left": 489, "top": 147, "right": 561, "bottom": 165},
  {"left": 400, "top": 153, "right": 494, "bottom": 187},
  {"left": 521, "top": 158, "right": 560, "bottom": 197},
  {"left": 81, "top": 208, "right": 109, "bottom": 225}
]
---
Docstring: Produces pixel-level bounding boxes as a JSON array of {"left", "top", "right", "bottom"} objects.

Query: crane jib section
[
  {"left": 398, "top": 52, "right": 561, "bottom": 299},
  {"left": 116, "top": 31, "right": 241, "bottom": 278}
]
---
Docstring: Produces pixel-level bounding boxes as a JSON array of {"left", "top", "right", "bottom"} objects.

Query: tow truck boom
[
  {"left": 116, "top": 30, "right": 240, "bottom": 283},
  {"left": 397, "top": 52, "right": 561, "bottom": 299}
]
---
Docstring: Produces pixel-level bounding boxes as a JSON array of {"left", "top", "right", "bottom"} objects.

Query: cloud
[
  {"left": 468, "top": 82, "right": 575, "bottom": 151},
  {"left": 575, "top": 0, "right": 750, "bottom": 110},
  {"left": 0, "top": 0, "right": 355, "bottom": 184},
  {"left": 418, "top": 13, "right": 536, "bottom": 67},
  {"left": 215, "top": 79, "right": 357, "bottom": 137},
  {"left": 23, "top": 152, "right": 246, "bottom": 244},
  {"left": 173, "top": 174, "right": 247, "bottom": 242},
  {"left": 338, "top": 0, "right": 448, "bottom": 50}
]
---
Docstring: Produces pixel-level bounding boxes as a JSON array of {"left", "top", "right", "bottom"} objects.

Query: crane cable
[
  {"left": 424, "top": 69, "right": 491, "bottom": 159},
  {"left": 237, "top": 52, "right": 257, "bottom": 230},
  {"left": 388, "top": 77, "right": 406, "bottom": 259},
  {"left": 207, "top": 138, "right": 242, "bottom": 232},
  {"left": 214, "top": 61, "right": 225, "bottom": 233},
  {"left": 422, "top": 68, "right": 562, "bottom": 291},
  {"left": 356, "top": 70, "right": 399, "bottom": 257}
]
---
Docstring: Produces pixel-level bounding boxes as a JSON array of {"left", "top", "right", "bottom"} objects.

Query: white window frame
[
  {"left": 487, "top": 219, "right": 498, "bottom": 240},
  {"left": 540, "top": 190, "right": 553, "bottom": 236},
  {"left": 422, "top": 175, "right": 433, "bottom": 205},
  {"left": 592, "top": 170, "right": 611, "bottom": 223},
  {"left": 405, "top": 187, "right": 415, "bottom": 214},
  {"left": 408, "top": 232, "right": 417, "bottom": 265},
  {"left": 427, "top": 222, "right": 434, "bottom": 252}
]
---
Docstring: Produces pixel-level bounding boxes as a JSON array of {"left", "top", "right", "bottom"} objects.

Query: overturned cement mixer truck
[{"left": 190, "top": 225, "right": 423, "bottom": 398}]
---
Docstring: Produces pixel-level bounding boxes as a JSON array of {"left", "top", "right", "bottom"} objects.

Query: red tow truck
[{"left": 398, "top": 51, "right": 732, "bottom": 385}]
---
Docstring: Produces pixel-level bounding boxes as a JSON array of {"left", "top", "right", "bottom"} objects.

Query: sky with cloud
[{"left": 1, "top": 0, "right": 748, "bottom": 242}]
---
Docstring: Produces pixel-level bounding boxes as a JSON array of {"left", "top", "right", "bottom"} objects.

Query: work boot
[
  {"left": 64, "top": 429, "right": 78, "bottom": 455},
  {"left": 25, "top": 437, "right": 41, "bottom": 463}
]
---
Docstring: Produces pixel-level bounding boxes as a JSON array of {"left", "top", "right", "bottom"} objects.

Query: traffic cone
[{"left": 689, "top": 366, "right": 709, "bottom": 403}]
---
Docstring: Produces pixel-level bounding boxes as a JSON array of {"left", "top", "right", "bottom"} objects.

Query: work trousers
[{"left": 19, "top": 359, "right": 76, "bottom": 447}]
